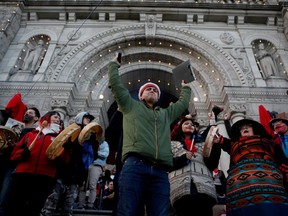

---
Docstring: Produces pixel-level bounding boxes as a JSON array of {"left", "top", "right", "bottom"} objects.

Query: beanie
[{"left": 138, "top": 82, "right": 161, "bottom": 100}]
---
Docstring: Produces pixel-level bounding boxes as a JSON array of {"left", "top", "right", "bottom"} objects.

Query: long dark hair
[
  {"left": 174, "top": 117, "right": 198, "bottom": 143},
  {"left": 39, "top": 111, "right": 61, "bottom": 127}
]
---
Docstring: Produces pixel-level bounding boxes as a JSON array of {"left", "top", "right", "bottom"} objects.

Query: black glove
[
  {"left": 63, "top": 137, "right": 74, "bottom": 150},
  {"left": 21, "top": 147, "right": 31, "bottom": 160}
]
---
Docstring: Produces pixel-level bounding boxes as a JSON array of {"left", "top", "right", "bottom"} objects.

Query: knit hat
[{"left": 138, "top": 82, "right": 161, "bottom": 100}]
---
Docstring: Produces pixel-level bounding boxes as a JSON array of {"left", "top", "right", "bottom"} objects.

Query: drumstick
[
  {"left": 189, "top": 136, "right": 195, "bottom": 152},
  {"left": 28, "top": 120, "right": 48, "bottom": 151}
]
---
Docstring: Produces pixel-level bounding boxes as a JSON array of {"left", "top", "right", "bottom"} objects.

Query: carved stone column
[
  {"left": 284, "top": 10, "right": 288, "bottom": 41},
  {"left": 230, "top": 111, "right": 245, "bottom": 124},
  {"left": 50, "top": 99, "right": 68, "bottom": 125}
]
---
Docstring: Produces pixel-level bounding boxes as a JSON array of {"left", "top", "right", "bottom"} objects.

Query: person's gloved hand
[
  {"left": 63, "top": 137, "right": 74, "bottom": 150},
  {"left": 21, "top": 147, "right": 31, "bottom": 160},
  {"left": 213, "top": 133, "right": 224, "bottom": 144},
  {"left": 208, "top": 112, "right": 216, "bottom": 125}
]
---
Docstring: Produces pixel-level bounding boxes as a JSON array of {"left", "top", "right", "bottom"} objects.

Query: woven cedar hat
[
  {"left": 230, "top": 118, "right": 269, "bottom": 141},
  {"left": 138, "top": 82, "right": 161, "bottom": 100},
  {"left": 269, "top": 112, "right": 288, "bottom": 129}
]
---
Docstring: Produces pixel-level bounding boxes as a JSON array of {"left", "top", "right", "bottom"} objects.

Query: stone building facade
[{"left": 0, "top": 0, "right": 288, "bottom": 170}]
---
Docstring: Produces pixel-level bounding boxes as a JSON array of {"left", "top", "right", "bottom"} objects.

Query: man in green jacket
[{"left": 108, "top": 55, "right": 192, "bottom": 216}]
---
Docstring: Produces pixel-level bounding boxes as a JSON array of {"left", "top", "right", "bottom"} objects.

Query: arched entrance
[{"left": 51, "top": 23, "right": 250, "bottom": 128}]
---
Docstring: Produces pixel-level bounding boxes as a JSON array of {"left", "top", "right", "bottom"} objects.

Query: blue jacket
[{"left": 93, "top": 140, "right": 109, "bottom": 167}]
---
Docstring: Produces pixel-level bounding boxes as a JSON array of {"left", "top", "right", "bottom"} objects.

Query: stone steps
[
  {"left": 73, "top": 209, "right": 112, "bottom": 216},
  {"left": 62, "top": 209, "right": 112, "bottom": 216}
]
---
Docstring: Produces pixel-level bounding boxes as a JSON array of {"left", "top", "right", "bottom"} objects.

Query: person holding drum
[
  {"left": 79, "top": 134, "right": 109, "bottom": 210},
  {"left": 0, "top": 111, "right": 62, "bottom": 216},
  {"left": 41, "top": 111, "right": 96, "bottom": 216},
  {"left": 74, "top": 111, "right": 109, "bottom": 210},
  {"left": 0, "top": 106, "right": 40, "bottom": 211},
  {"left": 211, "top": 118, "right": 288, "bottom": 216},
  {"left": 0, "top": 124, "right": 18, "bottom": 208},
  {"left": 169, "top": 115, "right": 221, "bottom": 216}
]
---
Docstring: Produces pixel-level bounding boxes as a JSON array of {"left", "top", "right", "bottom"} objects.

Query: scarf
[
  {"left": 36, "top": 123, "right": 60, "bottom": 135},
  {"left": 184, "top": 138, "right": 197, "bottom": 153}
]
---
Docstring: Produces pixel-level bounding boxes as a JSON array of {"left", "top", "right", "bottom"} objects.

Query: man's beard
[{"left": 23, "top": 114, "right": 34, "bottom": 124}]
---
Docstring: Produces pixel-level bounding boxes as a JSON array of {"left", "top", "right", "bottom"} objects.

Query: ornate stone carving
[
  {"left": 229, "top": 103, "right": 248, "bottom": 112},
  {"left": 220, "top": 32, "right": 234, "bottom": 45},
  {"left": 50, "top": 99, "right": 68, "bottom": 107},
  {"left": 284, "top": 11, "right": 288, "bottom": 41},
  {"left": 9, "top": 35, "right": 50, "bottom": 77},
  {"left": 230, "top": 48, "right": 254, "bottom": 86},
  {"left": 145, "top": 15, "right": 156, "bottom": 43},
  {"left": 53, "top": 24, "right": 249, "bottom": 89},
  {"left": 45, "top": 45, "right": 71, "bottom": 81},
  {"left": 22, "top": 39, "right": 46, "bottom": 74},
  {"left": 254, "top": 42, "right": 278, "bottom": 79},
  {"left": 230, "top": 48, "right": 250, "bottom": 72},
  {"left": 67, "top": 30, "right": 81, "bottom": 41}
]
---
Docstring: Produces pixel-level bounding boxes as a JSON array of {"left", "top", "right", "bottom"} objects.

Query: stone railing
[{"left": 21, "top": 0, "right": 283, "bottom": 6}]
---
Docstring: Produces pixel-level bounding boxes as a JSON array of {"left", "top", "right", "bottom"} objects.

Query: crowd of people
[
  {"left": 0, "top": 53, "right": 288, "bottom": 216},
  {"left": 0, "top": 108, "right": 111, "bottom": 216}
]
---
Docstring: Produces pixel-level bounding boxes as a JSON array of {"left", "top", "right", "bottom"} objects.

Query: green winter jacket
[{"left": 108, "top": 61, "right": 191, "bottom": 169}]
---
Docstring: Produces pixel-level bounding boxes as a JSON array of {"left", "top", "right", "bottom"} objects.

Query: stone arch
[
  {"left": 8, "top": 34, "right": 51, "bottom": 79},
  {"left": 243, "top": 34, "right": 281, "bottom": 48},
  {"left": 51, "top": 24, "right": 250, "bottom": 99},
  {"left": 18, "top": 29, "right": 58, "bottom": 44},
  {"left": 44, "top": 24, "right": 259, "bottom": 126},
  {"left": 75, "top": 52, "right": 219, "bottom": 96},
  {"left": 8, "top": 29, "right": 58, "bottom": 80}
]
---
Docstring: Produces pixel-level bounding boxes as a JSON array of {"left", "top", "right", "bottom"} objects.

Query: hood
[{"left": 75, "top": 112, "right": 95, "bottom": 125}]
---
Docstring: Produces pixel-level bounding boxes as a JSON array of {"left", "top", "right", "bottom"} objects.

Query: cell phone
[{"left": 117, "top": 53, "right": 122, "bottom": 63}]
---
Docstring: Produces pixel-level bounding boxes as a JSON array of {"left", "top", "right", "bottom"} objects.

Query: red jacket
[{"left": 10, "top": 129, "right": 59, "bottom": 178}]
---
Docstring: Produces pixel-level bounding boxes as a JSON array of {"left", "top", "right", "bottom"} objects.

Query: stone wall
[{"left": 0, "top": 1, "right": 287, "bottom": 129}]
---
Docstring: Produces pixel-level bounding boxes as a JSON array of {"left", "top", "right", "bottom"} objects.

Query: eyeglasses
[{"left": 145, "top": 87, "right": 158, "bottom": 93}]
